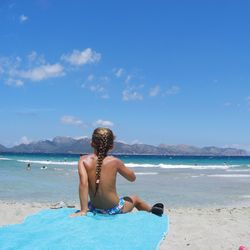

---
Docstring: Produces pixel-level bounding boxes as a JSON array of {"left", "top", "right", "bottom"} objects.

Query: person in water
[
  {"left": 71, "top": 127, "right": 163, "bottom": 217},
  {"left": 26, "top": 163, "right": 31, "bottom": 170}
]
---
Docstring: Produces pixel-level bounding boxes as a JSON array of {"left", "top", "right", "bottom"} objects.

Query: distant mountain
[
  {"left": 0, "top": 137, "right": 247, "bottom": 156},
  {"left": 158, "top": 144, "right": 247, "bottom": 156},
  {"left": 0, "top": 144, "right": 7, "bottom": 152}
]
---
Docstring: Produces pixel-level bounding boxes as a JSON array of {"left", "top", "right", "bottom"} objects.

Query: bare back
[{"left": 82, "top": 154, "right": 120, "bottom": 209}]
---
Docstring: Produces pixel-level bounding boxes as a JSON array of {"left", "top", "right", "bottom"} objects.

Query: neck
[{"left": 93, "top": 149, "right": 108, "bottom": 156}]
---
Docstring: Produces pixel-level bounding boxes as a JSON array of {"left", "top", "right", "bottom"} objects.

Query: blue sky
[{"left": 0, "top": 0, "right": 250, "bottom": 151}]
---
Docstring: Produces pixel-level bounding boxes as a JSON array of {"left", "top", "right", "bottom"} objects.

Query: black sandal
[{"left": 151, "top": 203, "right": 164, "bottom": 216}]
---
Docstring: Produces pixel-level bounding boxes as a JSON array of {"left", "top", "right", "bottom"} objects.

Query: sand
[
  {"left": 161, "top": 207, "right": 250, "bottom": 250},
  {"left": 0, "top": 201, "right": 249, "bottom": 250}
]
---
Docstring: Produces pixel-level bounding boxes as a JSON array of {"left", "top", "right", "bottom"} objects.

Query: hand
[{"left": 70, "top": 210, "right": 87, "bottom": 218}]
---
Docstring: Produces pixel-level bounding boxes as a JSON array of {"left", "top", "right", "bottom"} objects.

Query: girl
[{"left": 71, "top": 128, "right": 163, "bottom": 217}]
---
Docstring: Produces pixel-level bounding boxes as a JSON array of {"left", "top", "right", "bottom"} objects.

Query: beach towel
[{"left": 0, "top": 208, "right": 168, "bottom": 250}]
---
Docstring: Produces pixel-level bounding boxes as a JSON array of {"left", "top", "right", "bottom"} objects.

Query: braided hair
[{"left": 92, "top": 128, "right": 115, "bottom": 196}]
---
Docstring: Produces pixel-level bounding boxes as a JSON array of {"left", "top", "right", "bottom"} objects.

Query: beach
[
  {"left": 1, "top": 154, "right": 250, "bottom": 249},
  {"left": 0, "top": 201, "right": 249, "bottom": 250}
]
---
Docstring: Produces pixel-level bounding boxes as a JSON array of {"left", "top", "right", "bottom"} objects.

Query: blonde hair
[{"left": 92, "top": 128, "right": 115, "bottom": 196}]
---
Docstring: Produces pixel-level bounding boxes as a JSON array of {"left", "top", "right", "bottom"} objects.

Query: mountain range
[{"left": 0, "top": 136, "right": 247, "bottom": 156}]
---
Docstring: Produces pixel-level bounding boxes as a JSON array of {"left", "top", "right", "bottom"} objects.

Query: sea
[{"left": 1, "top": 153, "right": 250, "bottom": 208}]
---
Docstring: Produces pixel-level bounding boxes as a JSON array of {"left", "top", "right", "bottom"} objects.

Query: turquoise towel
[{"left": 0, "top": 209, "right": 168, "bottom": 250}]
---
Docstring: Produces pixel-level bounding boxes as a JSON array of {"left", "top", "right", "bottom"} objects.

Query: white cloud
[
  {"left": 149, "top": 85, "right": 160, "bottom": 97},
  {"left": 131, "top": 139, "right": 143, "bottom": 145},
  {"left": 0, "top": 56, "right": 21, "bottom": 71},
  {"left": 0, "top": 52, "right": 64, "bottom": 84},
  {"left": 165, "top": 85, "right": 180, "bottom": 95},
  {"left": 100, "top": 93, "right": 110, "bottom": 99},
  {"left": 223, "top": 102, "right": 231, "bottom": 107},
  {"left": 224, "top": 144, "right": 250, "bottom": 153},
  {"left": 27, "top": 51, "right": 37, "bottom": 62},
  {"left": 122, "top": 87, "right": 143, "bottom": 101},
  {"left": 14, "top": 63, "right": 64, "bottom": 81},
  {"left": 93, "top": 119, "right": 114, "bottom": 127},
  {"left": 27, "top": 51, "right": 45, "bottom": 65},
  {"left": 82, "top": 74, "right": 110, "bottom": 99},
  {"left": 61, "top": 48, "right": 101, "bottom": 66},
  {"left": 5, "top": 78, "right": 23, "bottom": 87},
  {"left": 125, "top": 75, "right": 132, "bottom": 83},
  {"left": 89, "top": 84, "right": 105, "bottom": 92},
  {"left": 1, "top": 49, "right": 102, "bottom": 87},
  {"left": 114, "top": 68, "right": 124, "bottom": 78},
  {"left": 61, "top": 116, "right": 85, "bottom": 127},
  {"left": 0, "top": 65, "right": 4, "bottom": 75},
  {"left": 17, "top": 136, "right": 32, "bottom": 145},
  {"left": 20, "top": 14, "right": 28, "bottom": 23},
  {"left": 246, "top": 96, "right": 250, "bottom": 103},
  {"left": 87, "top": 74, "right": 94, "bottom": 81},
  {"left": 89, "top": 84, "right": 109, "bottom": 99},
  {"left": 74, "top": 136, "right": 88, "bottom": 140}
]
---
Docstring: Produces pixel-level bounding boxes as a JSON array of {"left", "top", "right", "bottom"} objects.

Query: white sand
[
  {"left": 161, "top": 207, "right": 250, "bottom": 250},
  {"left": 0, "top": 201, "right": 250, "bottom": 250}
]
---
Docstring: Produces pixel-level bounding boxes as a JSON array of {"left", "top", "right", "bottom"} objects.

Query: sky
[{"left": 0, "top": 0, "right": 250, "bottom": 151}]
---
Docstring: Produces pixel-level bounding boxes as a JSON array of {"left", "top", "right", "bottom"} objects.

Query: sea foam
[
  {"left": 208, "top": 174, "right": 250, "bottom": 178},
  {"left": 0, "top": 157, "right": 11, "bottom": 161},
  {"left": 11, "top": 159, "right": 249, "bottom": 170},
  {"left": 17, "top": 160, "right": 77, "bottom": 165},
  {"left": 125, "top": 163, "right": 230, "bottom": 169},
  {"left": 135, "top": 172, "right": 158, "bottom": 175}
]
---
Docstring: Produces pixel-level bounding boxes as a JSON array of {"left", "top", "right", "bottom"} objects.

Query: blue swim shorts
[{"left": 88, "top": 198, "right": 125, "bottom": 215}]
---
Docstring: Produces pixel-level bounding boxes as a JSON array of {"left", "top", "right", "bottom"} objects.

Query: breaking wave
[
  {"left": 17, "top": 160, "right": 77, "bottom": 165},
  {"left": 125, "top": 163, "right": 231, "bottom": 169},
  {"left": 0, "top": 157, "right": 11, "bottom": 161}
]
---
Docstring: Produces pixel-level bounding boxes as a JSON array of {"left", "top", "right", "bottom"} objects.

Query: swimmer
[{"left": 26, "top": 163, "right": 31, "bottom": 170}]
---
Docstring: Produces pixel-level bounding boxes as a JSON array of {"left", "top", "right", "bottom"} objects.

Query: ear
[{"left": 90, "top": 141, "right": 95, "bottom": 148}]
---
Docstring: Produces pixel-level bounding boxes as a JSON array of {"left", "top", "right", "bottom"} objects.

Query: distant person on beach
[
  {"left": 71, "top": 127, "right": 163, "bottom": 217},
  {"left": 26, "top": 163, "right": 31, "bottom": 170}
]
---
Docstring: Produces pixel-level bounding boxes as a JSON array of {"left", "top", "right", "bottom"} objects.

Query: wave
[
  {"left": 0, "top": 157, "right": 11, "bottom": 161},
  {"left": 208, "top": 174, "right": 250, "bottom": 178},
  {"left": 125, "top": 163, "right": 230, "bottom": 169},
  {"left": 135, "top": 172, "right": 158, "bottom": 175},
  {"left": 226, "top": 169, "right": 250, "bottom": 172},
  {"left": 17, "top": 160, "right": 77, "bottom": 166},
  {"left": 10, "top": 159, "right": 250, "bottom": 170},
  {"left": 240, "top": 195, "right": 250, "bottom": 199}
]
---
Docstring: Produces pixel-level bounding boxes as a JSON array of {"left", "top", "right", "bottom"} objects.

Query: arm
[
  {"left": 117, "top": 160, "right": 136, "bottom": 182},
  {"left": 70, "top": 157, "right": 89, "bottom": 217}
]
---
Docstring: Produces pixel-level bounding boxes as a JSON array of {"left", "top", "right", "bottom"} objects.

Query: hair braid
[{"left": 92, "top": 128, "right": 114, "bottom": 196}]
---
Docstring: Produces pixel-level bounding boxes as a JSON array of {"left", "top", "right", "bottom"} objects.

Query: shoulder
[
  {"left": 79, "top": 154, "right": 95, "bottom": 162},
  {"left": 78, "top": 154, "right": 94, "bottom": 169},
  {"left": 106, "top": 156, "right": 124, "bottom": 167}
]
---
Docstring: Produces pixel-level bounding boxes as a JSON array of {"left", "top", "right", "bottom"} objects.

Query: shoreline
[
  {"left": 1, "top": 152, "right": 250, "bottom": 157},
  {"left": 0, "top": 201, "right": 249, "bottom": 249}
]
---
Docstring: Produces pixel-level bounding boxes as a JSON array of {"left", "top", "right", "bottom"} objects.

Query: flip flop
[
  {"left": 151, "top": 203, "right": 164, "bottom": 216},
  {"left": 153, "top": 203, "right": 164, "bottom": 209},
  {"left": 239, "top": 246, "right": 248, "bottom": 250},
  {"left": 67, "top": 205, "right": 76, "bottom": 208}
]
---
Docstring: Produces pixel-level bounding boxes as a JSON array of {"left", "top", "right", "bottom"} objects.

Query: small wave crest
[
  {"left": 125, "top": 163, "right": 230, "bottom": 169},
  {"left": 135, "top": 172, "right": 158, "bottom": 175},
  {"left": 226, "top": 169, "right": 250, "bottom": 172},
  {"left": 208, "top": 174, "right": 250, "bottom": 178},
  {"left": 0, "top": 157, "right": 11, "bottom": 161},
  {"left": 17, "top": 160, "right": 77, "bottom": 165}
]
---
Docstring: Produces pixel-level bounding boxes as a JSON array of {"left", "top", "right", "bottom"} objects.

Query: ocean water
[{"left": 1, "top": 153, "right": 250, "bottom": 207}]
